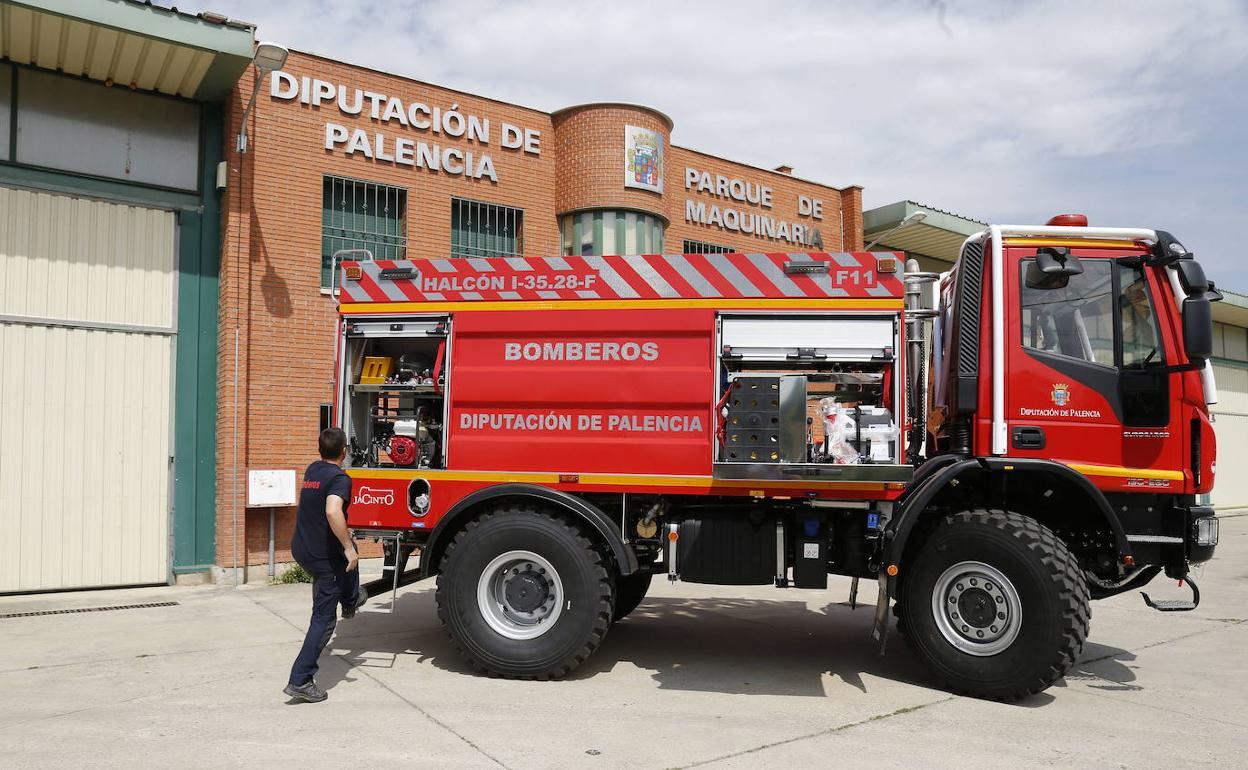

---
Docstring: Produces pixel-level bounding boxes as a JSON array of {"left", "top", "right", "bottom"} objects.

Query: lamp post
[
  {"left": 231, "top": 40, "right": 288, "bottom": 584},
  {"left": 236, "top": 41, "right": 289, "bottom": 152}
]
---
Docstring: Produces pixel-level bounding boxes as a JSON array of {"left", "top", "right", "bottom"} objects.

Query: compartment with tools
[
  {"left": 341, "top": 316, "right": 449, "bottom": 469},
  {"left": 716, "top": 314, "right": 902, "bottom": 467}
]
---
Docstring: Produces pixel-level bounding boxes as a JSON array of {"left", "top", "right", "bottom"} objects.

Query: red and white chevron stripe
[{"left": 338, "top": 252, "right": 903, "bottom": 305}]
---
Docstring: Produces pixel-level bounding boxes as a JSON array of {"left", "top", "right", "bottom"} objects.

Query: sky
[{"left": 204, "top": 0, "right": 1248, "bottom": 288}]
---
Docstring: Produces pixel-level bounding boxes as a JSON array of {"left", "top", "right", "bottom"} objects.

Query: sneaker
[
  {"left": 342, "top": 588, "right": 368, "bottom": 620},
  {"left": 283, "top": 680, "right": 328, "bottom": 703}
]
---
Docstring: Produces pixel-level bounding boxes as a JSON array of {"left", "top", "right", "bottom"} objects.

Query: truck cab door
[{"left": 1005, "top": 252, "right": 1183, "bottom": 489}]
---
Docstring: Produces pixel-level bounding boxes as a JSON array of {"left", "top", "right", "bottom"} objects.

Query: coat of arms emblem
[{"left": 1051, "top": 382, "right": 1071, "bottom": 407}]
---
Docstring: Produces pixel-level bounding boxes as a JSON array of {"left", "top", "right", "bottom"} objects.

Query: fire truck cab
[{"left": 334, "top": 216, "right": 1219, "bottom": 701}]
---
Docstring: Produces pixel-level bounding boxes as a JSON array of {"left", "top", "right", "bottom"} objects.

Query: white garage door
[
  {"left": 1211, "top": 363, "right": 1248, "bottom": 510},
  {"left": 0, "top": 186, "right": 175, "bottom": 592}
]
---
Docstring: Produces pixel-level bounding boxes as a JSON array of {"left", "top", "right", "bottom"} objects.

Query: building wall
[
  {"left": 1210, "top": 363, "right": 1247, "bottom": 507},
  {"left": 1210, "top": 321, "right": 1248, "bottom": 508},
  {"left": 668, "top": 147, "right": 860, "bottom": 253},
  {"left": 215, "top": 50, "right": 865, "bottom": 573}
]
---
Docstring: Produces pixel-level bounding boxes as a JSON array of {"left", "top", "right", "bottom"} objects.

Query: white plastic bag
[{"left": 819, "top": 397, "right": 860, "bottom": 464}]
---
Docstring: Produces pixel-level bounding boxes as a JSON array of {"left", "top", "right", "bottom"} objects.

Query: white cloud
[{"left": 209, "top": 0, "right": 1248, "bottom": 282}]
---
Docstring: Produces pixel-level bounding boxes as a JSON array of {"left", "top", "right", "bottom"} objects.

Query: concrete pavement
[{"left": 2, "top": 514, "right": 1246, "bottom": 769}]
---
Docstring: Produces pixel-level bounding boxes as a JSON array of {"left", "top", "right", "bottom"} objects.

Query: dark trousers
[{"left": 288, "top": 558, "right": 360, "bottom": 686}]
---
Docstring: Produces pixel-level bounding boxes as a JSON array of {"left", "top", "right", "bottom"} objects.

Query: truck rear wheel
[
  {"left": 899, "top": 509, "right": 1089, "bottom": 701},
  {"left": 612, "top": 571, "right": 652, "bottom": 621},
  {"left": 435, "top": 506, "right": 613, "bottom": 679}
]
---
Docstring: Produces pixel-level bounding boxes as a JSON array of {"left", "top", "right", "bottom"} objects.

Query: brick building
[{"left": 218, "top": 49, "right": 865, "bottom": 580}]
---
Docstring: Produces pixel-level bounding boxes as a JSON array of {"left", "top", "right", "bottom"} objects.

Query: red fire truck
[{"left": 334, "top": 215, "right": 1220, "bottom": 700}]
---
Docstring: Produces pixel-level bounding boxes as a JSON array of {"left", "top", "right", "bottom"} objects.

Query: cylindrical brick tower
[{"left": 550, "top": 103, "right": 674, "bottom": 255}]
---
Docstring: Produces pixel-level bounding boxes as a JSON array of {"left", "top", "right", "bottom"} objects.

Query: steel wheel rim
[
  {"left": 930, "top": 560, "right": 1021, "bottom": 656},
  {"left": 476, "top": 550, "right": 564, "bottom": 640}
]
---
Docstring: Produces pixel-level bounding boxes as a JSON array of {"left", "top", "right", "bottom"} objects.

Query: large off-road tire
[
  {"left": 435, "top": 506, "right": 614, "bottom": 679},
  {"left": 899, "top": 509, "right": 1090, "bottom": 701},
  {"left": 612, "top": 571, "right": 653, "bottom": 622}
]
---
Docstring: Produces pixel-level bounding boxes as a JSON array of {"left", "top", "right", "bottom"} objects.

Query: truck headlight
[{"left": 1193, "top": 516, "right": 1219, "bottom": 547}]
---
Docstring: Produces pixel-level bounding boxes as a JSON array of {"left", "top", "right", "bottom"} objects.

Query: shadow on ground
[{"left": 312, "top": 585, "right": 1137, "bottom": 704}]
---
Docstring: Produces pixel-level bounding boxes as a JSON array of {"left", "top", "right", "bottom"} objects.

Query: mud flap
[{"left": 871, "top": 574, "right": 891, "bottom": 653}]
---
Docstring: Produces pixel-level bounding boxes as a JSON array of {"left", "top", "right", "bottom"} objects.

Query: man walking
[{"left": 284, "top": 427, "right": 365, "bottom": 703}]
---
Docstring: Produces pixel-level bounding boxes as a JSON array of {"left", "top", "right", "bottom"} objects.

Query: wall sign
[
  {"left": 624, "top": 125, "right": 664, "bottom": 193},
  {"left": 683, "top": 167, "right": 826, "bottom": 246},
  {"left": 270, "top": 71, "right": 544, "bottom": 184},
  {"left": 247, "top": 469, "right": 297, "bottom": 508}
]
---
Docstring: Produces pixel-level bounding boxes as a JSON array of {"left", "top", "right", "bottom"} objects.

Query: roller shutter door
[{"left": 0, "top": 186, "right": 175, "bottom": 592}]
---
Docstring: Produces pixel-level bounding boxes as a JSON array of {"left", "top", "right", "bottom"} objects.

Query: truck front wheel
[
  {"left": 899, "top": 509, "right": 1090, "bottom": 701},
  {"left": 435, "top": 506, "right": 614, "bottom": 679}
]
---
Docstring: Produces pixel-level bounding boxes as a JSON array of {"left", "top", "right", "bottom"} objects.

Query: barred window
[
  {"left": 321, "top": 176, "right": 408, "bottom": 290},
  {"left": 451, "top": 198, "right": 524, "bottom": 258},
  {"left": 682, "top": 239, "right": 734, "bottom": 254}
]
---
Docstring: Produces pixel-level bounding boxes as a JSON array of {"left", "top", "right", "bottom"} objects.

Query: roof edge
[
  {"left": 863, "top": 200, "right": 986, "bottom": 237},
  {"left": 550, "top": 102, "right": 674, "bottom": 131},
  {"left": 672, "top": 144, "right": 860, "bottom": 193}
]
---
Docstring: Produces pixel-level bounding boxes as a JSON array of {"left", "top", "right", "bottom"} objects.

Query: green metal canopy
[
  {"left": 863, "top": 200, "right": 986, "bottom": 267},
  {"left": 0, "top": 0, "right": 255, "bottom": 100},
  {"left": 1212, "top": 289, "right": 1248, "bottom": 327}
]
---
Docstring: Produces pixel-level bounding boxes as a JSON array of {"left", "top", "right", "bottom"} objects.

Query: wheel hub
[
  {"left": 476, "top": 550, "right": 564, "bottom": 640},
  {"left": 957, "top": 587, "right": 997, "bottom": 628},
  {"left": 504, "top": 569, "right": 550, "bottom": 613},
  {"left": 931, "top": 561, "right": 1021, "bottom": 656}
]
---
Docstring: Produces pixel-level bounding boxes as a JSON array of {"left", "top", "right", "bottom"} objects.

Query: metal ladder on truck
[{"left": 356, "top": 532, "right": 422, "bottom": 614}]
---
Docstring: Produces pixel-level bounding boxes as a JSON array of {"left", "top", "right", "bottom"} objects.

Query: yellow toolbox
[{"left": 359, "top": 356, "right": 394, "bottom": 384}]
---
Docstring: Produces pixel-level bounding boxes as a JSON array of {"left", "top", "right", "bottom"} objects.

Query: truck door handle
[{"left": 1011, "top": 426, "right": 1046, "bottom": 450}]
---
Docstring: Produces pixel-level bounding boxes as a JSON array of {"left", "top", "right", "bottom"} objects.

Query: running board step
[
  {"left": 1141, "top": 576, "right": 1200, "bottom": 612},
  {"left": 356, "top": 533, "right": 420, "bottom": 615}
]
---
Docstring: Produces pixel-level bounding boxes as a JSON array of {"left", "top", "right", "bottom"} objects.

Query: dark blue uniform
[{"left": 288, "top": 460, "right": 360, "bottom": 688}]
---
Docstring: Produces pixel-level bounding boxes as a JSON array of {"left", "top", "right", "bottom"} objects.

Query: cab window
[
  {"left": 1020, "top": 259, "right": 1115, "bottom": 366},
  {"left": 1118, "top": 263, "right": 1164, "bottom": 366},
  {"left": 1020, "top": 259, "right": 1164, "bottom": 368}
]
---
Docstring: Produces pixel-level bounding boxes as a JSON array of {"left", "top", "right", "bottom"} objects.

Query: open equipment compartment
[
  {"left": 715, "top": 313, "right": 905, "bottom": 477},
  {"left": 340, "top": 315, "right": 450, "bottom": 470}
]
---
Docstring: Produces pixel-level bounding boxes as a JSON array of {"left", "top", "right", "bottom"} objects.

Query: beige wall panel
[
  {"left": 0, "top": 187, "right": 175, "bottom": 329},
  {"left": 1211, "top": 363, "right": 1248, "bottom": 509},
  {"left": 0, "top": 323, "right": 172, "bottom": 592},
  {"left": 0, "top": 188, "right": 175, "bottom": 592}
]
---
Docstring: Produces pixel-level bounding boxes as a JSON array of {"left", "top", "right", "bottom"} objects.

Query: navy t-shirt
[{"left": 290, "top": 460, "right": 352, "bottom": 566}]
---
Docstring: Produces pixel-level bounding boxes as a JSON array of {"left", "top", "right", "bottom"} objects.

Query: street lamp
[
  {"left": 864, "top": 210, "right": 928, "bottom": 251},
  {"left": 236, "top": 41, "right": 289, "bottom": 152},
  {"left": 229, "top": 40, "right": 288, "bottom": 585}
]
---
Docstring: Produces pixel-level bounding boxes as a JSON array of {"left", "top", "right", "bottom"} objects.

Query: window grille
[
  {"left": 451, "top": 197, "right": 524, "bottom": 258},
  {"left": 321, "top": 176, "right": 407, "bottom": 289}
]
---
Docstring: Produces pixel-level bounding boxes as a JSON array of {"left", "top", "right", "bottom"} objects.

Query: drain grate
[{"left": 0, "top": 601, "right": 179, "bottom": 619}]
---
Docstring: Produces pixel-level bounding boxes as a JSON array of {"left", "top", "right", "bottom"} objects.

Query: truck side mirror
[
  {"left": 1183, "top": 294, "right": 1213, "bottom": 362},
  {"left": 1025, "top": 248, "right": 1083, "bottom": 290},
  {"left": 1175, "top": 259, "right": 1209, "bottom": 294}
]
